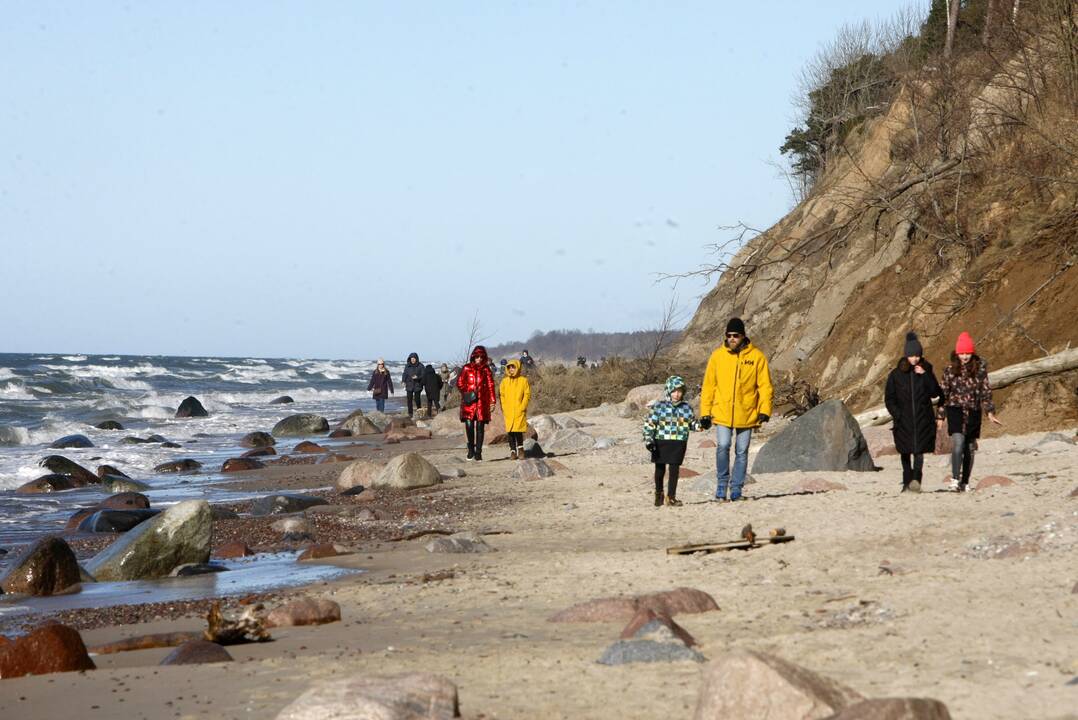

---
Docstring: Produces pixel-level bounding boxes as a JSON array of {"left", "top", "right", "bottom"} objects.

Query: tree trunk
[
  {"left": 856, "top": 347, "right": 1078, "bottom": 426},
  {"left": 982, "top": 0, "right": 997, "bottom": 45},
  {"left": 944, "top": 0, "right": 961, "bottom": 59}
]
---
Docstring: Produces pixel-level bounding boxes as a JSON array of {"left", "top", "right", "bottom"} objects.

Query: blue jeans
[
  {"left": 374, "top": 397, "right": 386, "bottom": 412},
  {"left": 715, "top": 426, "right": 753, "bottom": 500}
]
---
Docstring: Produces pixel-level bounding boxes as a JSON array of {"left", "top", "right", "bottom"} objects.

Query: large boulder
[
  {"left": 543, "top": 428, "right": 597, "bottom": 454},
  {"left": 95, "top": 464, "right": 129, "bottom": 479},
  {"left": 16, "top": 474, "right": 83, "bottom": 494},
  {"left": 77, "top": 508, "right": 160, "bottom": 533},
  {"left": 270, "top": 395, "right": 294, "bottom": 405},
  {"left": 84, "top": 500, "right": 212, "bottom": 581},
  {"left": 550, "top": 587, "right": 719, "bottom": 623},
  {"left": 49, "top": 434, "right": 93, "bottom": 449},
  {"left": 337, "top": 460, "right": 382, "bottom": 492},
  {"left": 693, "top": 649, "right": 864, "bottom": 720},
  {"left": 160, "top": 640, "right": 233, "bottom": 666},
  {"left": 99, "top": 492, "right": 150, "bottom": 510},
  {"left": 175, "top": 396, "right": 209, "bottom": 418},
  {"left": 39, "top": 455, "right": 99, "bottom": 485},
  {"left": 95, "top": 420, "right": 124, "bottom": 430},
  {"left": 371, "top": 453, "right": 442, "bottom": 490},
  {"left": 250, "top": 493, "right": 328, "bottom": 516},
  {"left": 264, "top": 597, "right": 342, "bottom": 628},
  {"left": 0, "top": 536, "right": 82, "bottom": 596},
  {"left": 274, "top": 673, "right": 459, "bottom": 720},
  {"left": 0, "top": 623, "right": 95, "bottom": 678},
  {"left": 240, "top": 431, "right": 276, "bottom": 448},
  {"left": 826, "top": 698, "right": 953, "bottom": 719},
  {"left": 272, "top": 414, "right": 330, "bottom": 437},
  {"left": 626, "top": 384, "right": 666, "bottom": 407},
  {"left": 513, "top": 458, "right": 555, "bottom": 480},
  {"left": 752, "top": 400, "right": 875, "bottom": 474},
  {"left": 221, "top": 457, "right": 265, "bottom": 473},
  {"left": 101, "top": 477, "right": 151, "bottom": 493},
  {"left": 428, "top": 411, "right": 460, "bottom": 437},
  {"left": 341, "top": 415, "right": 382, "bottom": 435},
  {"left": 154, "top": 459, "right": 202, "bottom": 474}
]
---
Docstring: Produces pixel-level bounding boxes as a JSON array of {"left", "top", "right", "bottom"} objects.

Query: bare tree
[
  {"left": 458, "top": 310, "right": 490, "bottom": 366},
  {"left": 637, "top": 295, "right": 687, "bottom": 383}
]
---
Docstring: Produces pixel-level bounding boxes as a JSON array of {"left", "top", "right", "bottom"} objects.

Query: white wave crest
[
  {"left": 62, "top": 355, "right": 88, "bottom": 362},
  {"left": 221, "top": 365, "right": 300, "bottom": 383},
  {"left": 0, "top": 382, "right": 35, "bottom": 401},
  {"left": 0, "top": 368, "right": 16, "bottom": 380}
]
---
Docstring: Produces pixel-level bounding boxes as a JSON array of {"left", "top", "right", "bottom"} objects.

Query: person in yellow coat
[
  {"left": 499, "top": 359, "right": 532, "bottom": 460},
  {"left": 699, "top": 317, "right": 773, "bottom": 502}
]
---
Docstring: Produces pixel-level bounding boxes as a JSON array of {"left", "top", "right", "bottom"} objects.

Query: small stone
[
  {"left": 294, "top": 441, "right": 327, "bottom": 454},
  {"left": 169, "top": 563, "right": 229, "bottom": 577},
  {"left": 221, "top": 457, "right": 265, "bottom": 473},
  {"left": 513, "top": 458, "right": 555, "bottom": 480},
  {"left": 160, "top": 640, "right": 233, "bottom": 665},
  {"left": 425, "top": 532, "right": 494, "bottom": 554},
  {"left": 213, "top": 541, "right": 254, "bottom": 559},
  {"left": 975, "top": 475, "right": 1015, "bottom": 491}
]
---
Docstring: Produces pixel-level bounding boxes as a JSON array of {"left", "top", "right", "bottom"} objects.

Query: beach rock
[
  {"left": 95, "top": 463, "right": 129, "bottom": 479},
  {"left": 101, "top": 477, "right": 151, "bottom": 493},
  {"left": 210, "top": 506, "right": 239, "bottom": 521},
  {"left": 620, "top": 608, "right": 697, "bottom": 647},
  {"left": 317, "top": 453, "right": 354, "bottom": 464},
  {"left": 16, "top": 474, "right": 82, "bottom": 494},
  {"left": 251, "top": 494, "right": 328, "bottom": 516},
  {"left": 0, "top": 536, "right": 82, "bottom": 596},
  {"left": 594, "top": 437, "right": 617, "bottom": 450},
  {"left": 297, "top": 543, "right": 352, "bottom": 561},
  {"left": 274, "top": 673, "right": 459, "bottom": 720},
  {"left": 372, "top": 453, "right": 442, "bottom": 490},
  {"left": 337, "top": 460, "right": 382, "bottom": 492},
  {"left": 792, "top": 478, "right": 849, "bottom": 493},
  {"left": 65, "top": 508, "right": 99, "bottom": 530},
  {"left": 521, "top": 439, "right": 546, "bottom": 458},
  {"left": 543, "top": 428, "right": 597, "bottom": 454},
  {"left": 84, "top": 500, "right": 212, "bottom": 581},
  {"left": 77, "top": 509, "right": 160, "bottom": 533},
  {"left": 242, "top": 447, "right": 277, "bottom": 458},
  {"left": 328, "top": 429, "right": 353, "bottom": 439},
  {"left": 99, "top": 492, "right": 151, "bottom": 510},
  {"left": 270, "top": 395, "right": 295, "bottom": 405},
  {"left": 825, "top": 697, "right": 953, "bottom": 719},
  {"left": 49, "top": 434, "right": 94, "bottom": 449},
  {"left": 272, "top": 414, "right": 330, "bottom": 437},
  {"left": 154, "top": 459, "right": 202, "bottom": 474},
  {"left": 221, "top": 457, "right": 265, "bottom": 473},
  {"left": 514, "top": 458, "right": 555, "bottom": 480},
  {"left": 213, "top": 541, "right": 254, "bottom": 559},
  {"left": 626, "top": 384, "right": 666, "bottom": 407},
  {"left": 693, "top": 649, "right": 863, "bottom": 720},
  {"left": 270, "top": 516, "right": 311, "bottom": 535},
  {"left": 439, "top": 468, "right": 467, "bottom": 479},
  {"left": 753, "top": 400, "right": 875, "bottom": 474},
  {"left": 39, "top": 455, "right": 99, "bottom": 485},
  {"left": 169, "top": 563, "right": 229, "bottom": 577},
  {"left": 160, "top": 640, "right": 233, "bottom": 665},
  {"left": 425, "top": 532, "right": 494, "bottom": 554},
  {"left": 387, "top": 416, "right": 417, "bottom": 430},
  {"left": 384, "top": 428, "right": 433, "bottom": 443},
  {"left": 175, "top": 396, "right": 209, "bottom": 418},
  {"left": 598, "top": 638, "right": 705, "bottom": 665},
  {"left": 94, "top": 420, "right": 124, "bottom": 430},
  {"left": 293, "top": 441, "right": 327, "bottom": 454},
  {"left": 0, "top": 622, "right": 95, "bottom": 678},
  {"left": 340, "top": 485, "right": 371, "bottom": 497},
  {"left": 550, "top": 587, "right": 720, "bottom": 623},
  {"left": 340, "top": 415, "right": 382, "bottom": 436},
  {"left": 120, "top": 435, "right": 155, "bottom": 445},
  {"left": 618, "top": 401, "right": 641, "bottom": 419},
  {"left": 240, "top": 431, "right": 276, "bottom": 448},
  {"left": 975, "top": 475, "right": 1015, "bottom": 491},
  {"left": 264, "top": 597, "right": 341, "bottom": 628}
]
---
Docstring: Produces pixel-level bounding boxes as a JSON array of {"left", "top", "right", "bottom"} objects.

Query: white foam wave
[
  {"left": 62, "top": 355, "right": 88, "bottom": 362},
  {"left": 30, "top": 386, "right": 53, "bottom": 394},
  {"left": 0, "top": 382, "right": 35, "bottom": 401},
  {"left": 221, "top": 365, "right": 300, "bottom": 383},
  {"left": 0, "top": 368, "right": 16, "bottom": 380},
  {"left": 101, "top": 356, "right": 120, "bottom": 361}
]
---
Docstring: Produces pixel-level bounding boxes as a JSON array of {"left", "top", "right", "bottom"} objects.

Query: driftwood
[
  {"left": 667, "top": 533, "right": 796, "bottom": 555},
  {"left": 855, "top": 347, "right": 1078, "bottom": 427},
  {"left": 204, "top": 601, "right": 271, "bottom": 644},
  {"left": 89, "top": 632, "right": 202, "bottom": 655}
]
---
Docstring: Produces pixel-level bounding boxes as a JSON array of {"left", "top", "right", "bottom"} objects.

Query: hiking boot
[
  {"left": 509, "top": 449, "right": 518, "bottom": 460},
  {"left": 474, "top": 452, "right": 483, "bottom": 462},
  {"left": 664, "top": 496, "right": 683, "bottom": 507},
  {"left": 654, "top": 491, "right": 664, "bottom": 507}
]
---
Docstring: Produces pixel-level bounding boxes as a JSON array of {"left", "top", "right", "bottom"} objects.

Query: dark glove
[
  {"left": 698, "top": 416, "right": 712, "bottom": 430},
  {"left": 645, "top": 442, "right": 655, "bottom": 453},
  {"left": 758, "top": 413, "right": 770, "bottom": 424}
]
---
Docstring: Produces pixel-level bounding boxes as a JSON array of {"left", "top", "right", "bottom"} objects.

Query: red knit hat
[{"left": 955, "top": 332, "right": 975, "bottom": 354}]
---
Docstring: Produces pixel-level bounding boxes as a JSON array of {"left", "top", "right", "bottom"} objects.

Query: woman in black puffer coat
[{"left": 884, "top": 332, "right": 941, "bottom": 493}]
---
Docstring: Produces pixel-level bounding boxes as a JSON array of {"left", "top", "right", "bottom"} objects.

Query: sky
[{"left": 0, "top": 1, "right": 922, "bottom": 360}]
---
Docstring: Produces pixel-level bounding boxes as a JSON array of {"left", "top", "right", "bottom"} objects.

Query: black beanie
[
  {"left": 725, "top": 317, "right": 746, "bottom": 335},
  {"left": 904, "top": 331, "right": 923, "bottom": 357}
]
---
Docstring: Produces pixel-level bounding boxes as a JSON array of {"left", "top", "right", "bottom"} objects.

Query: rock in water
[
  {"left": 250, "top": 493, "right": 328, "bottom": 516},
  {"left": 95, "top": 464, "right": 130, "bottom": 479},
  {"left": 16, "top": 474, "right": 82, "bottom": 494},
  {"left": 39, "top": 455, "right": 99, "bottom": 485},
  {"left": 272, "top": 414, "right": 330, "bottom": 437},
  {"left": 221, "top": 457, "right": 265, "bottom": 473},
  {"left": 269, "top": 395, "right": 294, "bottom": 405},
  {"left": 175, "top": 396, "right": 209, "bottom": 418},
  {"left": 84, "top": 500, "right": 212, "bottom": 581},
  {"left": 95, "top": 420, "right": 124, "bottom": 430},
  {"left": 274, "top": 673, "right": 459, "bottom": 720},
  {"left": 99, "top": 492, "right": 150, "bottom": 509},
  {"left": 752, "top": 400, "right": 875, "bottom": 474},
  {"left": 77, "top": 509, "right": 160, "bottom": 533},
  {"left": 0, "top": 623, "right": 96, "bottom": 678},
  {"left": 827, "top": 698, "right": 953, "bottom": 719},
  {"left": 101, "top": 477, "right": 151, "bottom": 493},
  {"left": 371, "top": 453, "right": 442, "bottom": 490},
  {"left": 49, "top": 434, "right": 93, "bottom": 449},
  {"left": 693, "top": 649, "right": 863, "bottom": 720},
  {"left": 240, "top": 431, "right": 276, "bottom": 448},
  {"left": 154, "top": 459, "right": 202, "bottom": 474},
  {"left": 160, "top": 640, "right": 233, "bottom": 665},
  {"left": 0, "top": 536, "right": 82, "bottom": 596}
]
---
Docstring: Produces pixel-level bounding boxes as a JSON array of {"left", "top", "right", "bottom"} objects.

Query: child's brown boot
[
  {"left": 664, "top": 495, "right": 683, "bottom": 507},
  {"left": 509, "top": 449, "right": 518, "bottom": 460}
]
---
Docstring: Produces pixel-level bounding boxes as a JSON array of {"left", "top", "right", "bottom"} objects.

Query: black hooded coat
[
  {"left": 884, "top": 358, "right": 941, "bottom": 455},
  {"left": 402, "top": 353, "right": 424, "bottom": 392}
]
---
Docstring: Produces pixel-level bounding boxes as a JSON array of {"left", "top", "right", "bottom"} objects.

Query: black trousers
[
  {"left": 407, "top": 390, "right": 422, "bottom": 416},
  {"left": 900, "top": 453, "right": 924, "bottom": 486},
  {"left": 654, "top": 464, "right": 680, "bottom": 497},
  {"left": 426, "top": 396, "right": 441, "bottom": 414},
  {"left": 507, "top": 431, "right": 524, "bottom": 452},
  {"left": 464, "top": 420, "right": 486, "bottom": 455}
]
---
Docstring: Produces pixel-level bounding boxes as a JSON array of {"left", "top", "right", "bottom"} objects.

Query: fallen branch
[{"left": 88, "top": 632, "right": 202, "bottom": 655}]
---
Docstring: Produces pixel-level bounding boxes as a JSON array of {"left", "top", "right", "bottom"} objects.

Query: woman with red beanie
[
  {"left": 457, "top": 345, "right": 497, "bottom": 461},
  {"left": 937, "top": 332, "right": 1002, "bottom": 491}
]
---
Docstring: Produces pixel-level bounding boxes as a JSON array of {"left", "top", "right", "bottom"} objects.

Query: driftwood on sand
[
  {"left": 87, "top": 602, "right": 271, "bottom": 655},
  {"left": 855, "top": 347, "right": 1078, "bottom": 427}
]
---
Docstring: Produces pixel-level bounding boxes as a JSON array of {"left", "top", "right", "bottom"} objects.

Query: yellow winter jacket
[
  {"left": 499, "top": 361, "right": 531, "bottom": 433},
  {"left": 699, "top": 340, "right": 773, "bottom": 429}
]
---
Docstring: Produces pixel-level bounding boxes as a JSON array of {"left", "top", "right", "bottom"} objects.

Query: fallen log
[
  {"left": 89, "top": 632, "right": 202, "bottom": 655},
  {"left": 855, "top": 347, "right": 1078, "bottom": 427},
  {"left": 667, "top": 534, "right": 795, "bottom": 555}
]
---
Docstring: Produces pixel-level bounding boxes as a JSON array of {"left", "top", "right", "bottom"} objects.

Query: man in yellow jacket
[{"left": 699, "top": 317, "right": 773, "bottom": 501}]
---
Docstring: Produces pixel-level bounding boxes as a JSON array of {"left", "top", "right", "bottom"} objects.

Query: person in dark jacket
[
  {"left": 367, "top": 358, "right": 394, "bottom": 413},
  {"left": 401, "top": 352, "right": 424, "bottom": 418},
  {"left": 937, "top": 332, "right": 1003, "bottom": 492},
  {"left": 423, "top": 364, "right": 444, "bottom": 415},
  {"left": 884, "top": 332, "right": 941, "bottom": 493}
]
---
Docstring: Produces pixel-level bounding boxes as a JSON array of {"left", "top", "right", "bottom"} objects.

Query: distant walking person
[
  {"left": 884, "top": 332, "right": 941, "bottom": 493},
  {"left": 439, "top": 363, "right": 452, "bottom": 407},
  {"left": 423, "top": 364, "right": 444, "bottom": 415},
  {"left": 699, "top": 318, "right": 773, "bottom": 503},
  {"left": 520, "top": 349, "right": 536, "bottom": 374},
  {"left": 367, "top": 359, "right": 394, "bottom": 413},
  {"left": 499, "top": 359, "right": 532, "bottom": 460},
  {"left": 642, "top": 375, "right": 706, "bottom": 507},
  {"left": 938, "top": 332, "right": 1002, "bottom": 492},
  {"left": 402, "top": 352, "right": 424, "bottom": 418},
  {"left": 457, "top": 345, "right": 497, "bottom": 461}
]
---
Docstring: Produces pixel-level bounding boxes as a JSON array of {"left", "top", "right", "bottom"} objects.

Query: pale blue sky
[{"left": 1, "top": 1, "right": 920, "bottom": 360}]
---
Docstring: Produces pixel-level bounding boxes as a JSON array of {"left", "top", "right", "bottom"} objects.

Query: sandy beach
[{"left": 2, "top": 406, "right": 1075, "bottom": 719}]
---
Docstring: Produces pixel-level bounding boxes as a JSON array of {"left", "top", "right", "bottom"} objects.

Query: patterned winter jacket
[
  {"left": 643, "top": 377, "right": 703, "bottom": 443},
  {"left": 937, "top": 356, "right": 995, "bottom": 418}
]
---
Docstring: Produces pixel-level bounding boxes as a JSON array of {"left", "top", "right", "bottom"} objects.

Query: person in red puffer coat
[{"left": 457, "top": 345, "right": 497, "bottom": 461}]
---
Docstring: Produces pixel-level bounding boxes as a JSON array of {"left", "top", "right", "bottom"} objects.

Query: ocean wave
[
  {"left": 61, "top": 355, "right": 88, "bottom": 362},
  {"left": 0, "top": 368, "right": 16, "bottom": 380},
  {"left": 0, "top": 382, "right": 35, "bottom": 401},
  {"left": 221, "top": 365, "right": 301, "bottom": 384}
]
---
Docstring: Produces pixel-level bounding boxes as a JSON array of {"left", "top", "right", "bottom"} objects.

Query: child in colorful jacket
[{"left": 642, "top": 376, "right": 710, "bottom": 507}]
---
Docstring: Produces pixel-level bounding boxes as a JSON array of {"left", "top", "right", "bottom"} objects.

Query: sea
[{"left": 0, "top": 352, "right": 411, "bottom": 545}]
